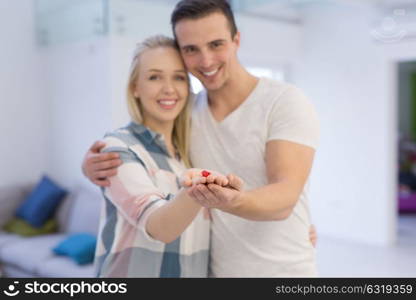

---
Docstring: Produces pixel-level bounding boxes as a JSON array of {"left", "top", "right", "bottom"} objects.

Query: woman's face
[{"left": 133, "top": 47, "right": 189, "bottom": 128}]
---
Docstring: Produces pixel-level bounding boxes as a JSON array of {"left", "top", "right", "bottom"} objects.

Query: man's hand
[
  {"left": 180, "top": 168, "right": 229, "bottom": 188},
  {"left": 309, "top": 224, "right": 317, "bottom": 247},
  {"left": 81, "top": 140, "right": 122, "bottom": 187},
  {"left": 187, "top": 174, "right": 244, "bottom": 211}
]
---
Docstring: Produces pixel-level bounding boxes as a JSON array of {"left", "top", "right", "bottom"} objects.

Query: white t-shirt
[{"left": 190, "top": 77, "right": 320, "bottom": 277}]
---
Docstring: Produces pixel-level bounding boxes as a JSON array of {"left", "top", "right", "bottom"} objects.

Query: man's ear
[{"left": 233, "top": 31, "right": 241, "bottom": 48}]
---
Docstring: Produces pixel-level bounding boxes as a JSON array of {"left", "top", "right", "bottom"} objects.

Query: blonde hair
[{"left": 126, "top": 35, "right": 192, "bottom": 168}]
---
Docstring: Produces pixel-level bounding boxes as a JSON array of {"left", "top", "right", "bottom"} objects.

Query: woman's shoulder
[
  {"left": 104, "top": 126, "right": 131, "bottom": 139},
  {"left": 102, "top": 124, "right": 138, "bottom": 150}
]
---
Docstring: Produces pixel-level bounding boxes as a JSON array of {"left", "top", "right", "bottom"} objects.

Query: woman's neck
[{"left": 143, "top": 119, "right": 175, "bottom": 156}]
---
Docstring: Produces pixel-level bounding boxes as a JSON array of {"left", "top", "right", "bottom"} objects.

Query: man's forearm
[{"left": 222, "top": 183, "right": 299, "bottom": 221}]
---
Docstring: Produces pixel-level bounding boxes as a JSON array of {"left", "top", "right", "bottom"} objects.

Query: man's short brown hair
[{"left": 171, "top": 0, "right": 238, "bottom": 40}]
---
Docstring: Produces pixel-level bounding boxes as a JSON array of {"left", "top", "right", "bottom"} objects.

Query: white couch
[{"left": 0, "top": 183, "right": 102, "bottom": 277}]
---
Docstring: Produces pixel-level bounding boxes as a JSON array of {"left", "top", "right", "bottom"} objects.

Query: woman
[{"left": 95, "top": 35, "right": 228, "bottom": 277}]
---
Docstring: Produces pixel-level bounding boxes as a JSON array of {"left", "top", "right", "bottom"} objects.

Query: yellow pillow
[{"left": 3, "top": 217, "right": 58, "bottom": 237}]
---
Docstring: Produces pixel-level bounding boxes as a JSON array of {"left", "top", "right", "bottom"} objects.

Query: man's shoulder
[
  {"left": 258, "top": 78, "right": 312, "bottom": 105},
  {"left": 258, "top": 77, "right": 299, "bottom": 96}
]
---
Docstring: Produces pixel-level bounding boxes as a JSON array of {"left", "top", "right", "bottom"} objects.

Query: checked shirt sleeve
[{"left": 101, "top": 135, "right": 169, "bottom": 238}]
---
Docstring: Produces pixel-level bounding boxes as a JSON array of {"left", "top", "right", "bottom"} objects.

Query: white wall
[
  {"left": 0, "top": 0, "right": 48, "bottom": 187},
  {"left": 41, "top": 39, "right": 112, "bottom": 189},
  {"left": 238, "top": 14, "right": 301, "bottom": 78},
  {"left": 297, "top": 2, "right": 416, "bottom": 245},
  {"left": 0, "top": 0, "right": 114, "bottom": 191}
]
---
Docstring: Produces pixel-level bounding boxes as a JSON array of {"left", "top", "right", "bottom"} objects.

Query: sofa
[{"left": 0, "top": 182, "right": 102, "bottom": 277}]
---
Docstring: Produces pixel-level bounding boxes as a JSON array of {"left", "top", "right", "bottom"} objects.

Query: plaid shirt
[{"left": 95, "top": 122, "right": 210, "bottom": 277}]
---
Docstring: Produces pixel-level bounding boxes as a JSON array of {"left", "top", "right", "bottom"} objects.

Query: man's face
[{"left": 174, "top": 12, "right": 240, "bottom": 92}]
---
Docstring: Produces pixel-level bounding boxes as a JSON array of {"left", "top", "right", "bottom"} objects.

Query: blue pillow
[
  {"left": 16, "top": 175, "right": 67, "bottom": 227},
  {"left": 53, "top": 233, "right": 97, "bottom": 265}
]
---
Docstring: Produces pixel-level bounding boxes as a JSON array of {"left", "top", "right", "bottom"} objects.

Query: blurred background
[{"left": 0, "top": 0, "right": 415, "bottom": 277}]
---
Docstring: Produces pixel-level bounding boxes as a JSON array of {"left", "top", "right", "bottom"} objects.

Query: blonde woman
[{"left": 94, "top": 35, "right": 231, "bottom": 277}]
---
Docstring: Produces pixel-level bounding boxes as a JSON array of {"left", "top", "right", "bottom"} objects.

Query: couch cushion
[
  {"left": 0, "top": 231, "right": 24, "bottom": 247},
  {"left": 0, "top": 234, "right": 66, "bottom": 273},
  {"left": 1, "top": 264, "right": 35, "bottom": 278},
  {"left": 16, "top": 176, "right": 68, "bottom": 227},
  {"left": 53, "top": 233, "right": 97, "bottom": 265},
  {"left": 64, "top": 186, "right": 102, "bottom": 235},
  {"left": 3, "top": 218, "right": 58, "bottom": 237},
  {"left": 36, "top": 256, "right": 96, "bottom": 278}
]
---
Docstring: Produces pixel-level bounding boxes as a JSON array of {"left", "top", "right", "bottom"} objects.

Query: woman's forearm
[{"left": 145, "top": 188, "right": 201, "bottom": 243}]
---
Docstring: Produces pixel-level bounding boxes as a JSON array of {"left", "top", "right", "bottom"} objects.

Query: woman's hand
[
  {"left": 179, "top": 168, "right": 229, "bottom": 188},
  {"left": 187, "top": 173, "right": 245, "bottom": 211}
]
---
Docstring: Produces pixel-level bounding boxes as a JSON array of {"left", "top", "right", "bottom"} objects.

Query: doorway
[{"left": 397, "top": 60, "right": 416, "bottom": 246}]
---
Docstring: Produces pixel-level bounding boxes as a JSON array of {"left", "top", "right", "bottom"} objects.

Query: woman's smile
[{"left": 157, "top": 98, "right": 179, "bottom": 110}]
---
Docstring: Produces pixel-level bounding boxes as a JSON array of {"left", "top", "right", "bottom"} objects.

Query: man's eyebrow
[
  {"left": 181, "top": 44, "right": 196, "bottom": 49},
  {"left": 210, "top": 39, "right": 226, "bottom": 43},
  {"left": 181, "top": 39, "right": 227, "bottom": 49}
]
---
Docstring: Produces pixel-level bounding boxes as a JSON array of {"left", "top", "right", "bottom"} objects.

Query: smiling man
[{"left": 82, "top": 0, "right": 320, "bottom": 277}]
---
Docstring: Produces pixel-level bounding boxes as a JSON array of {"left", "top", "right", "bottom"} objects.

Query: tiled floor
[{"left": 316, "top": 214, "right": 416, "bottom": 277}]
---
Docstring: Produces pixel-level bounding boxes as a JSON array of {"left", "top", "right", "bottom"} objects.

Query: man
[{"left": 83, "top": 0, "right": 319, "bottom": 277}]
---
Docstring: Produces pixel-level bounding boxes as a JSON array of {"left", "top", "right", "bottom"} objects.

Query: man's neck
[{"left": 207, "top": 66, "right": 259, "bottom": 122}]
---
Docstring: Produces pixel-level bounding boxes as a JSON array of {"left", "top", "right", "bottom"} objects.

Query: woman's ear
[{"left": 133, "top": 84, "right": 140, "bottom": 99}]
